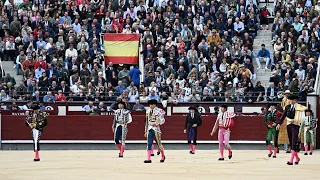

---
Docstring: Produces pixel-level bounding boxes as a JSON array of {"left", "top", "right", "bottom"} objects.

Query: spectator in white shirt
[
  {"left": 233, "top": 17, "right": 245, "bottom": 38},
  {"left": 294, "top": 65, "right": 305, "bottom": 81},
  {"left": 71, "top": 81, "right": 80, "bottom": 95},
  {"left": 65, "top": 43, "right": 78, "bottom": 63}
]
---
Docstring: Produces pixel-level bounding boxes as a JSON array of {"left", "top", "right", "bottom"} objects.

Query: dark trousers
[
  {"left": 287, "top": 124, "right": 300, "bottom": 151},
  {"left": 187, "top": 127, "right": 198, "bottom": 145},
  {"left": 115, "top": 126, "right": 122, "bottom": 144},
  {"left": 147, "top": 129, "right": 163, "bottom": 151}
]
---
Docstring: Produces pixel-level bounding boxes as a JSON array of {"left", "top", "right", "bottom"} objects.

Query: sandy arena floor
[{"left": 0, "top": 150, "right": 319, "bottom": 180}]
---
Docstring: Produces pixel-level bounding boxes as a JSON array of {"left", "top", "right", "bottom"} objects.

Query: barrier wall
[{"left": 1, "top": 115, "right": 266, "bottom": 141}]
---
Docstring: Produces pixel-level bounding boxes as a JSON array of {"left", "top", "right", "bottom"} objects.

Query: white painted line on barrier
[{"left": 1, "top": 140, "right": 265, "bottom": 144}]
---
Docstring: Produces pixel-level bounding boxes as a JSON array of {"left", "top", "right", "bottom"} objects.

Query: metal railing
[
  {"left": 0, "top": 57, "right": 5, "bottom": 78},
  {"left": 314, "top": 56, "right": 320, "bottom": 95}
]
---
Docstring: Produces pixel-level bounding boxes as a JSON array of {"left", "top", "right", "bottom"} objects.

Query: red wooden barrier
[{"left": 1, "top": 115, "right": 266, "bottom": 141}]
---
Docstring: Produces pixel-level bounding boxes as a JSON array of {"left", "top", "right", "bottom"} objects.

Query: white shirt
[
  {"left": 294, "top": 69, "right": 305, "bottom": 81},
  {"left": 234, "top": 22, "right": 244, "bottom": 31},
  {"left": 65, "top": 48, "right": 78, "bottom": 58}
]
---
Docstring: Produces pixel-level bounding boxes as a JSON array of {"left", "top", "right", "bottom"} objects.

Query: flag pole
[
  {"left": 139, "top": 34, "right": 145, "bottom": 83},
  {"left": 101, "top": 33, "right": 106, "bottom": 80}
]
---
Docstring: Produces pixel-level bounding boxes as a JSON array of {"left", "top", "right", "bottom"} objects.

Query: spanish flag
[{"left": 104, "top": 34, "right": 140, "bottom": 64}]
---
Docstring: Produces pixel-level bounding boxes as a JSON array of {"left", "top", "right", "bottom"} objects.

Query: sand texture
[{"left": 0, "top": 150, "right": 319, "bottom": 180}]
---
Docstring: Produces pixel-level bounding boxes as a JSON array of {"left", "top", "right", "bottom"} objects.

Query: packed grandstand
[{"left": 0, "top": 0, "right": 319, "bottom": 106}]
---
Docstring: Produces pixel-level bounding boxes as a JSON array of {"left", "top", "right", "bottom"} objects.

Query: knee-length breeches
[
  {"left": 218, "top": 128, "right": 231, "bottom": 150},
  {"left": 266, "top": 128, "right": 279, "bottom": 147},
  {"left": 304, "top": 130, "right": 315, "bottom": 145},
  {"left": 114, "top": 125, "right": 128, "bottom": 146},
  {"left": 187, "top": 127, "right": 198, "bottom": 145},
  {"left": 287, "top": 124, "right": 300, "bottom": 151},
  {"left": 147, "top": 129, "right": 164, "bottom": 151},
  {"left": 32, "top": 129, "right": 42, "bottom": 151}
]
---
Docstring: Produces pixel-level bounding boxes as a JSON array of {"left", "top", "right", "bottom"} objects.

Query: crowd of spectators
[
  {"left": 269, "top": 0, "right": 320, "bottom": 100},
  {"left": 0, "top": 0, "right": 318, "bottom": 107}
]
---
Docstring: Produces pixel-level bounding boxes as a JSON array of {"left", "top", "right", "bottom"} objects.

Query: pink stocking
[
  {"left": 147, "top": 150, "right": 152, "bottom": 161},
  {"left": 219, "top": 148, "right": 224, "bottom": 158},
  {"left": 189, "top": 144, "right": 193, "bottom": 151},
  {"left": 267, "top": 145, "right": 272, "bottom": 154},
  {"left": 160, "top": 150, "right": 165, "bottom": 160},
  {"left": 310, "top": 145, "right": 314, "bottom": 152},
  {"left": 289, "top": 151, "right": 295, "bottom": 163},
  {"left": 228, "top": 148, "right": 232, "bottom": 156},
  {"left": 273, "top": 147, "right": 278, "bottom": 156},
  {"left": 193, "top": 145, "right": 197, "bottom": 153},
  {"left": 304, "top": 145, "right": 308, "bottom": 152}
]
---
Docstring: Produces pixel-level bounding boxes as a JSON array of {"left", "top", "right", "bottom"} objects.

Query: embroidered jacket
[
  {"left": 112, "top": 108, "right": 132, "bottom": 129},
  {"left": 279, "top": 103, "right": 307, "bottom": 126},
  {"left": 212, "top": 111, "right": 236, "bottom": 132},
  {"left": 145, "top": 107, "right": 165, "bottom": 133},
  {"left": 264, "top": 110, "right": 282, "bottom": 127},
  {"left": 299, "top": 116, "right": 317, "bottom": 133},
  {"left": 24, "top": 111, "right": 49, "bottom": 131}
]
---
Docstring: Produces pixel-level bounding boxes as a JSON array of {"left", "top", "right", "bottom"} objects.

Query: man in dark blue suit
[{"left": 45, "top": 64, "right": 58, "bottom": 78}]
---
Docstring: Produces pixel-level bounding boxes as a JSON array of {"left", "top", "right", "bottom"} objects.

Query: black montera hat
[
  {"left": 188, "top": 106, "right": 197, "bottom": 111},
  {"left": 305, "top": 109, "right": 312, "bottom": 113},
  {"left": 31, "top": 105, "right": 40, "bottom": 110},
  {"left": 148, "top": 99, "right": 158, "bottom": 105},
  {"left": 117, "top": 101, "right": 126, "bottom": 108},
  {"left": 220, "top": 104, "right": 228, "bottom": 109},
  {"left": 288, "top": 95, "right": 299, "bottom": 100},
  {"left": 269, "top": 103, "right": 277, "bottom": 107}
]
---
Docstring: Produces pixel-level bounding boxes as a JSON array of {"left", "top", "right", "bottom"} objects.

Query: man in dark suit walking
[{"left": 184, "top": 106, "right": 202, "bottom": 154}]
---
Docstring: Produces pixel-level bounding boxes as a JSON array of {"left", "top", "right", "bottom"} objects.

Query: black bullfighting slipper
[
  {"left": 218, "top": 158, "right": 224, "bottom": 161},
  {"left": 151, "top": 154, "right": 155, "bottom": 156},
  {"left": 272, "top": 156, "right": 277, "bottom": 158},
  {"left": 309, "top": 152, "right": 313, "bottom": 155},
  {"left": 228, "top": 152, "right": 232, "bottom": 159},
  {"left": 268, "top": 153, "right": 272, "bottom": 158},
  {"left": 160, "top": 156, "right": 166, "bottom": 163},
  {"left": 304, "top": 152, "right": 308, "bottom": 155},
  {"left": 33, "top": 159, "right": 40, "bottom": 162},
  {"left": 144, "top": 160, "right": 152, "bottom": 163},
  {"left": 287, "top": 162, "right": 293, "bottom": 165},
  {"left": 157, "top": 152, "right": 160, "bottom": 156}
]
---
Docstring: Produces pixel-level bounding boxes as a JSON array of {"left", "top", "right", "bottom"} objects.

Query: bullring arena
[
  {"left": 1, "top": 149, "right": 320, "bottom": 180},
  {"left": 1, "top": 102, "right": 320, "bottom": 179}
]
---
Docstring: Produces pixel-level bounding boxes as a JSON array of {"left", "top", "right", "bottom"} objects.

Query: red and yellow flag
[{"left": 104, "top": 34, "right": 140, "bottom": 64}]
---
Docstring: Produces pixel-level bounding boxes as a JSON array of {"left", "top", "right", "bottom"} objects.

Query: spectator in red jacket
[
  {"left": 34, "top": 56, "right": 47, "bottom": 70},
  {"left": 55, "top": 90, "right": 66, "bottom": 102}
]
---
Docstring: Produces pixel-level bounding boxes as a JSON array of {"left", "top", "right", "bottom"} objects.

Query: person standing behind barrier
[{"left": 184, "top": 106, "right": 202, "bottom": 154}]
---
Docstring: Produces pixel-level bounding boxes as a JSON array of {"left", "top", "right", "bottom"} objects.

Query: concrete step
[{"left": 1, "top": 60, "right": 23, "bottom": 85}]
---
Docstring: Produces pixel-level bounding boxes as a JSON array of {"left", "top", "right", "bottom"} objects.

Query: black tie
[
  {"left": 191, "top": 113, "right": 194, "bottom": 119},
  {"left": 150, "top": 110, "right": 153, "bottom": 115},
  {"left": 222, "top": 113, "right": 224, "bottom": 120}
]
